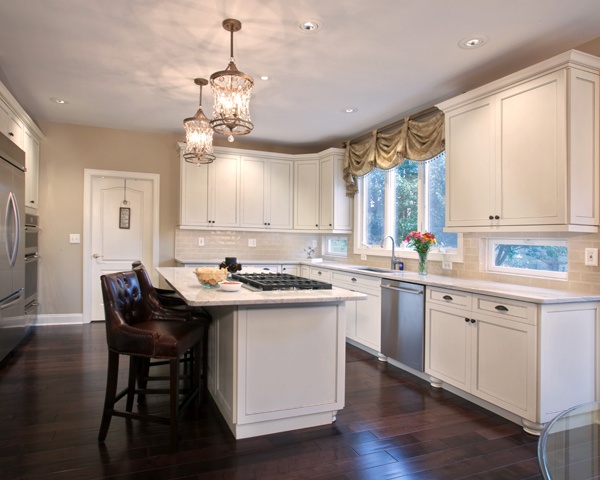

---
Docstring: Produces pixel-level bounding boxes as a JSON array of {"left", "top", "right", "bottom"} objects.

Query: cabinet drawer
[
  {"left": 332, "top": 271, "right": 381, "bottom": 291},
  {"left": 473, "top": 295, "right": 537, "bottom": 325},
  {"left": 242, "top": 265, "right": 280, "bottom": 274},
  {"left": 310, "top": 267, "right": 332, "bottom": 282},
  {"left": 427, "top": 287, "right": 471, "bottom": 310}
]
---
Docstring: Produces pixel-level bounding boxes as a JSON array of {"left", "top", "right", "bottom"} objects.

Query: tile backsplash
[
  {"left": 176, "top": 229, "right": 600, "bottom": 294},
  {"left": 175, "top": 229, "right": 321, "bottom": 262}
]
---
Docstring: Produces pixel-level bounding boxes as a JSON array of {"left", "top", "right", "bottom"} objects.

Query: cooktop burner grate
[{"left": 231, "top": 273, "right": 332, "bottom": 291}]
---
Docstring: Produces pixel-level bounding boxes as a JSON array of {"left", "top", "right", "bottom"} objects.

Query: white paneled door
[{"left": 83, "top": 170, "right": 159, "bottom": 322}]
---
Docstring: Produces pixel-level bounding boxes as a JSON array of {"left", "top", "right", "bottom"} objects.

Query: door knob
[{"left": 92, "top": 253, "right": 103, "bottom": 259}]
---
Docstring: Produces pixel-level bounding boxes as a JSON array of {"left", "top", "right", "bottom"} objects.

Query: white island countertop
[{"left": 157, "top": 267, "right": 367, "bottom": 307}]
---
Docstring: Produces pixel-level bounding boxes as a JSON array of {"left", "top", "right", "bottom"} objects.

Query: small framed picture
[{"left": 119, "top": 207, "right": 131, "bottom": 229}]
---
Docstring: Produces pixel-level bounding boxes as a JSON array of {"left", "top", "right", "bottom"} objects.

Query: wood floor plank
[{"left": 0, "top": 323, "right": 544, "bottom": 479}]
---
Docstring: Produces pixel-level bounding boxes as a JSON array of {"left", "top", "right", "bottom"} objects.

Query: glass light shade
[
  {"left": 210, "top": 60, "right": 254, "bottom": 137},
  {"left": 183, "top": 107, "right": 215, "bottom": 164}
]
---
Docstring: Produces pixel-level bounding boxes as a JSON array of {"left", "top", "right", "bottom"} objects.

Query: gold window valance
[{"left": 343, "top": 110, "right": 445, "bottom": 196}]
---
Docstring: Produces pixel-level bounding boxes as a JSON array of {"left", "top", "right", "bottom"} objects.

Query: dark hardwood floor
[{"left": 0, "top": 323, "right": 542, "bottom": 479}]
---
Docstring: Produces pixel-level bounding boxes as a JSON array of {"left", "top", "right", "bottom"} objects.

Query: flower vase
[{"left": 418, "top": 251, "right": 428, "bottom": 275}]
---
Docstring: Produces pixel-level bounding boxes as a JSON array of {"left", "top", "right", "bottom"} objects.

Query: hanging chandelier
[
  {"left": 183, "top": 78, "right": 216, "bottom": 164},
  {"left": 210, "top": 18, "right": 254, "bottom": 142}
]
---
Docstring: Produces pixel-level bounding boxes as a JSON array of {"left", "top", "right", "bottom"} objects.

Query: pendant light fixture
[
  {"left": 210, "top": 18, "right": 254, "bottom": 142},
  {"left": 183, "top": 78, "right": 216, "bottom": 164}
]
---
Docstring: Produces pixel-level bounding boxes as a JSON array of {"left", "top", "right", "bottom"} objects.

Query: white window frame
[
  {"left": 485, "top": 237, "right": 568, "bottom": 280},
  {"left": 353, "top": 161, "right": 463, "bottom": 263}
]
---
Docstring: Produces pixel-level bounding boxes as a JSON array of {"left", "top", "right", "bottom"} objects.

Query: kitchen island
[{"left": 157, "top": 267, "right": 366, "bottom": 439}]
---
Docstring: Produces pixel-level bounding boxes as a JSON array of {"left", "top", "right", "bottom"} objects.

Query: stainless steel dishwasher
[{"left": 381, "top": 280, "right": 425, "bottom": 371}]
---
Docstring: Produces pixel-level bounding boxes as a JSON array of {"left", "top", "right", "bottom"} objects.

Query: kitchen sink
[{"left": 352, "top": 266, "right": 404, "bottom": 275}]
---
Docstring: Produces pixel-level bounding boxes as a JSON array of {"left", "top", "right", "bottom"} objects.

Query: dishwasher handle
[{"left": 381, "top": 283, "right": 424, "bottom": 295}]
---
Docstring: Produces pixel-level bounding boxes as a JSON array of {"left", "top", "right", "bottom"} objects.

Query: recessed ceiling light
[
  {"left": 341, "top": 107, "right": 358, "bottom": 114},
  {"left": 50, "top": 97, "right": 69, "bottom": 104},
  {"left": 299, "top": 20, "right": 320, "bottom": 33},
  {"left": 458, "top": 35, "right": 488, "bottom": 49},
  {"left": 259, "top": 75, "right": 270, "bottom": 81}
]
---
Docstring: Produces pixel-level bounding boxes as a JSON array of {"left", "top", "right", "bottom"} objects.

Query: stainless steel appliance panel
[
  {"left": 381, "top": 280, "right": 425, "bottom": 371},
  {"left": 0, "top": 131, "right": 27, "bottom": 362}
]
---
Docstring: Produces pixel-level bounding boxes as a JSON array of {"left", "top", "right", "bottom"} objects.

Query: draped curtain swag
[{"left": 343, "top": 110, "right": 445, "bottom": 196}]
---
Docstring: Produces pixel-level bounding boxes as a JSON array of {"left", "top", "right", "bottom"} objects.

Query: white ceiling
[{"left": 1, "top": 0, "right": 600, "bottom": 152}]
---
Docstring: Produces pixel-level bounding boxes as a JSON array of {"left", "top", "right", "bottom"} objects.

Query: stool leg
[
  {"left": 170, "top": 358, "right": 180, "bottom": 451},
  {"left": 98, "top": 350, "right": 120, "bottom": 442},
  {"left": 137, "top": 358, "right": 150, "bottom": 404},
  {"left": 194, "top": 343, "right": 202, "bottom": 409},
  {"left": 126, "top": 356, "right": 139, "bottom": 412},
  {"left": 202, "top": 325, "right": 209, "bottom": 402}
]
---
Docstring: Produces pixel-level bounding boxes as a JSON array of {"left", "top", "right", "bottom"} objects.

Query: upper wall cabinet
[
  {"left": 438, "top": 50, "right": 600, "bottom": 233},
  {"left": 1, "top": 82, "right": 43, "bottom": 213},
  {"left": 240, "top": 155, "right": 293, "bottom": 229},
  {"left": 180, "top": 149, "right": 240, "bottom": 228},
  {"left": 294, "top": 149, "right": 353, "bottom": 233}
]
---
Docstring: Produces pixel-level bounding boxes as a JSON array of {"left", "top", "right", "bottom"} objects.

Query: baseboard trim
[{"left": 33, "top": 313, "right": 87, "bottom": 326}]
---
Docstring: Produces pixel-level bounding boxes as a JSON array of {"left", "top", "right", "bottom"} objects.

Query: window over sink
[{"left": 354, "top": 152, "right": 461, "bottom": 261}]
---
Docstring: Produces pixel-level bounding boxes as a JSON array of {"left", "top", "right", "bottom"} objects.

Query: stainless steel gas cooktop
[{"left": 231, "top": 273, "right": 332, "bottom": 291}]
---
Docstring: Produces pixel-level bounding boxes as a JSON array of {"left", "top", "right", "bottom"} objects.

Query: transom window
[
  {"left": 486, "top": 238, "right": 568, "bottom": 280},
  {"left": 355, "top": 152, "right": 460, "bottom": 259}
]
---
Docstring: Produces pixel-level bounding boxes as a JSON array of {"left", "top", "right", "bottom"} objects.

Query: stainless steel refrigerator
[{"left": 0, "top": 131, "right": 26, "bottom": 363}]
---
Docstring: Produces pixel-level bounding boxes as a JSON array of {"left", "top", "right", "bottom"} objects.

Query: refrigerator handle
[
  {"left": 0, "top": 288, "right": 24, "bottom": 310},
  {"left": 6, "top": 192, "right": 20, "bottom": 268}
]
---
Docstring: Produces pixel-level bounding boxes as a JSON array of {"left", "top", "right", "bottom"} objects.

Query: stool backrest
[
  {"left": 132, "top": 264, "right": 163, "bottom": 310},
  {"left": 100, "top": 271, "right": 156, "bottom": 354}
]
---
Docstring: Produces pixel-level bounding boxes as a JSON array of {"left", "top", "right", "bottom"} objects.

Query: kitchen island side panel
[{"left": 207, "top": 302, "right": 346, "bottom": 439}]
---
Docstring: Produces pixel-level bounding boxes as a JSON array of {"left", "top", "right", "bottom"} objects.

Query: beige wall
[{"left": 37, "top": 122, "right": 183, "bottom": 315}]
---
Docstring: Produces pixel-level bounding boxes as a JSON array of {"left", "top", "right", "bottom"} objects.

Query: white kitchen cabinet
[
  {"left": 240, "top": 155, "right": 293, "bottom": 229},
  {"left": 239, "top": 264, "right": 279, "bottom": 274},
  {"left": 308, "top": 266, "right": 332, "bottom": 283},
  {"left": 331, "top": 270, "right": 381, "bottom": 352},
  {"left": 0, "top": 97, "right": 24, "bottom": 148},
  {"left": 294, "top": 149, "right": 353, "bottom": 233},
  {"left": 179, "top": 149, "right": 240, "bottom": 228},
  {"left": 280, "top": 264, "right": 299, "bottom": 276},
  {"left": 23, "top": 127, "right": 40, "bottom": 210},
  {"left": 425, "top": 285, "right": 599, "bottom": 434},
  {"left": 439, "top": 50, "right": 600, "bottom": 233}
]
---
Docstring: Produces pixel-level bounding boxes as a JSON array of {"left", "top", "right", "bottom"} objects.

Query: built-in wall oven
[{"left": 24, "top": 214, "right": 39, "bottom": 312}]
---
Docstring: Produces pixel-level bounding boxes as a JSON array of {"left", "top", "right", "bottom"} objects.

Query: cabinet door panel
[
  {"left": 497, "top": 70, "right": 566, "bottom": 224},
  {"left": 473, "top": 317, "right": 535, "bottom": 416},
  {"left": 240, "top": 157, "right": 267, "bottom": 228},
  {"left": 268, "top": 160, "right": 293, "bottom": 229},
  {"left": 319, "top": 156, "right": 333, "bottom": 229},
  {"left": 425, "top": 307, "right": 469, "bottom": 389},
  {"left": 355, "top": 290, "right": 381, "bottom": 351},
  {"left": 294, "top": 161, "right": 319, "bottom": 230},
  {"left": 212, "top": 155, "right": 240, "bottom": 226},
  {"left": 180, "top": 161, "right": 210, "bottom": 225},
  {"left": 445, "top": 98, "right": 495, "bottom": 226}
]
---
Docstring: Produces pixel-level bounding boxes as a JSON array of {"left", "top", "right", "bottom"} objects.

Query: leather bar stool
[
  {"left": 131, "top": 260, "right": 183, "bottom": 307},
  {"left": 98, "top": 271, "right": 205, "bottom": 451},
  {"left": 132, "top": 263, "right": 211, "bottom": 401}
]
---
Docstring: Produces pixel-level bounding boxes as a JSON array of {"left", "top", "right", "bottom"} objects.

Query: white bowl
[{"left": 219, "top": 280, "right": 242, "bottom": 292}]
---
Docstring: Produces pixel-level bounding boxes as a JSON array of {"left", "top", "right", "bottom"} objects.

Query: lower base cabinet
[
  {"left": 425, "top": 286, "right": 599, "bottom": 434},
  {"left": 331, "top": 271, "right": 381, "bottom": 352}
]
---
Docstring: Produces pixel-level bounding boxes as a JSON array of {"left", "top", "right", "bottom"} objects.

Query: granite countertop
[
  {"left": 300, "top": 261, "right": 600, "bottom": 305},
  {"left": 157, "top": 267, "right": 367, "bottom": 307}
]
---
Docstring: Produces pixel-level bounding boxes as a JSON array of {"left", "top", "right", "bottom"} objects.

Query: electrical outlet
[
  {"left": 69, "top": 233, "right": 80, "bottom": 244},
  {"left": 585, "top": 248, "right": 598, "bottom": 266},
  {"left": 360, "top": 254, "right": 367, "bottom": 261},
  {"left": 312, "top": 239, "right": 317, "bottom": 248},
  {"left": 442, "top": 259, "right": 452, "bottom": 270},
  {"left": 248, "top": 239, "right": 257, "bottom": 247},
  {"left": 198, "top": 237, "right": 204, "bottom": 247}
]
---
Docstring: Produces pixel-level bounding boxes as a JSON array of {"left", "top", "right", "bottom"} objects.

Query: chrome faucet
[{"left": 381, "top": 235, "right": 402, "bottom": 270}]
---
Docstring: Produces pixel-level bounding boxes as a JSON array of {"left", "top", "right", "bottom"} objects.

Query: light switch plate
[
  {"left": 69, "top": 233, "right": 80, "bottom": 244},
  {"left": 442, "top": 259, "right": 452, "bottom": 270},
  {"left": 585, "top": 248, "right": 598, "bottom": 266},
  {"left": 248, "top": 239, "right": 257, "bottom": 247},
  {"left": 198, "top": 237, "right": 204, "bottom": 247},
  {"left": 360, "top": 254, "right": 367, "bottom": 260}
]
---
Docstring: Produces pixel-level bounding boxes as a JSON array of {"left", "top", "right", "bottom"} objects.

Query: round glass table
[{"left": 538, "top": 402, "right": 600, "bottom": 479}]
